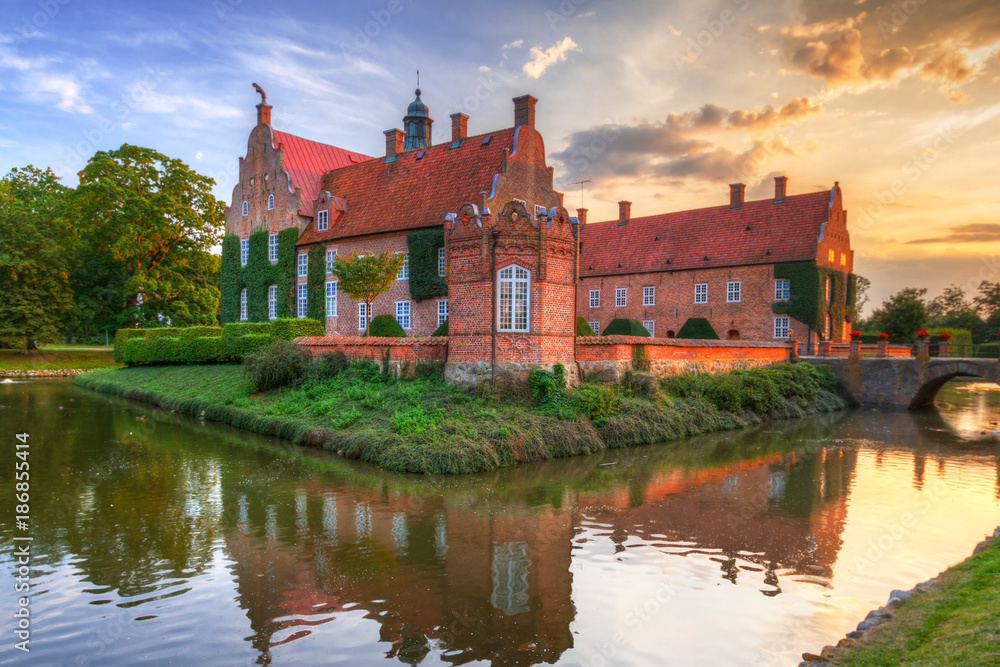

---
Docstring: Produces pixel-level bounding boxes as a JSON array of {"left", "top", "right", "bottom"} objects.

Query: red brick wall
[
  {"left": 295, "top": 336, "right": 446, "bottom": 376},
  {"left": 814, "top": 184, "right": 854, "bottom": 342}
]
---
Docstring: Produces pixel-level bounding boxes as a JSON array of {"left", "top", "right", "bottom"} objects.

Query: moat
[{"left": 2, "top": 379, "right": 999, "bottom": 666}]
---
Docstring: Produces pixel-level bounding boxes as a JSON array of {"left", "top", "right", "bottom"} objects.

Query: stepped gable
[
  {"left": 298, "top": 127, "right": 516, "bottom": 243},
  {"left": 579, "top": 189, "right": 833, "bottom": 277},
  {"left": 269, "top": 130, "right": 371, "bottom": 214}
]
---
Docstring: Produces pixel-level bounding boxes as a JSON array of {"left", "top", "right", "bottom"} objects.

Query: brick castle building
[{"left": 223, "top": 84, "right": 855, "bottom": 372}]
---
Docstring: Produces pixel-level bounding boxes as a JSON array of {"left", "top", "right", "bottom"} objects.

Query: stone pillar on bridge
[
  {"left": 877, "top": 340, "right": 888, "bottom": 358},
  {"left": 939, "top": 341, "right": 950, "bottom": 358},
  {"left": 916, "top": 341, "right": 930, "bottom": 360},
  {"left": 849, "top": 340, "right": 861, "bottom": 360},
  {"left": 818, "top": 340, "right": 831, "bottom": 357}
]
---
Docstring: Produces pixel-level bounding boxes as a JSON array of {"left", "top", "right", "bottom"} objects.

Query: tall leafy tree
[
  {"left": 72, "top": 144, "right": 224, "bottom": 329},
  {"left": 0, "top": 166, "right": 75, "bottom": 352},
  {"left": 330, "top": 250, "right": 406, "bottom": 334},
  {"left": 868, "top": 287, "right": 928, "bottom": 343}
]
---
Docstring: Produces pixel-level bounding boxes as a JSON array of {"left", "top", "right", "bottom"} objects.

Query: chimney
[
  {"left": 513, "top": 95, "right": 537, "bottom": 129},
  {"left": 774, "top": 175, "right": 787, "bottom": 203},
  {"left": 256, "top": 103, "right": 272, "bottom": 126},
  {"left": 576, "top": 208, "right": 588, "bottom": 225},
  {"left": 729, "top": 183, "right": 745, "bottom": 210},
  {"left": 450, "top": 113, "right": 468, "bottom": 143},
  {"left": 384, "top": 129, "right": 404, "bottom": 158},
  {"left": 618, "top": 200, "right": 631, "bottom": 223}
]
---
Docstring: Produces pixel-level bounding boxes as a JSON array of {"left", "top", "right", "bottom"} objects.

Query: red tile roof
[
  {"left": 579, "top": 190, "right": 832, "bottom": 276},
  {"left": 297, "top": 128, "right": 515, "bottom": 243},
  {"left": 270, "top": 130, "right": 372, "bottom": 214}
]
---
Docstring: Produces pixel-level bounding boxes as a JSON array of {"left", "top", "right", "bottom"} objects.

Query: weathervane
[{"left": 252, "top": 82, "right": 267, "bottom": 106}]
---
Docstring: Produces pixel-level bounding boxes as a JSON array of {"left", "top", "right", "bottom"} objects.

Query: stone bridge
[{"left": 808, "top": 357, "right": 1000, "bottom": 409}]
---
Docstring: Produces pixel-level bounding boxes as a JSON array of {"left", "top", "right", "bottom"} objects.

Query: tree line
[
  {"left": 0, "top": 145, "right": 223, "bottom": 353},
  {"left": 857, "top": 282, "right": 1000, "bottom": 343}
]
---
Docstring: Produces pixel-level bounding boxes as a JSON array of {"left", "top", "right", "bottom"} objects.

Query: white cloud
[
  {"left": 502, "top": 39, "right": 524, "bottom": 50},
  {"left": 523, "top": 37, "right": 581, "bottom": 79},
  {"left": 32, "top": 75, "right": 93, "bottom": 113}
]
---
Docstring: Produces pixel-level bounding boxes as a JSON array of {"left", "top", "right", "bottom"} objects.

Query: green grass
[
  {"left": 74, "top": 362, "right": 848, "bottom": 475},
  {"left": 826, "top": 535, "right": 1000, "bottom": 666},
  {"left": 1, "top": 349, "right": 121, "bottom": 370}
]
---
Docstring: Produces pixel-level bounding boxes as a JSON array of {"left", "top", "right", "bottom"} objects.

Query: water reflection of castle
[{"left": 217, "top": 441, "right": 860, "bottom": 664}]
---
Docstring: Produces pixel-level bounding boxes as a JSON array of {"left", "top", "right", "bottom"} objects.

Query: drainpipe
[{"left": 491, "top": 229, "right": 501, "bottom": 389}]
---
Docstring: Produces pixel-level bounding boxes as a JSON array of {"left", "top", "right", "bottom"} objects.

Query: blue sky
[{"left": 2, "top": 0, "right": 1000, "bottom": 310}]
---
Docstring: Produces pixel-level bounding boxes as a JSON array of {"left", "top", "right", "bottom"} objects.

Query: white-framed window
[
  {"left": 326, "top": 280, "right": 337, "bottom": 317},
  {"left": 317, "top": 209, "right": 329, "bottom": 231},
  {"left": 326, "top": 248, "right": 337, "bottom": 274},
  {"left": 268, "top": 233, "right": 278, "bottom": 262},
  {"left": 643, "top": 320, "right": 655, "bottom": 336},
  {"left": 437, "top": 299, "right": 448, "bottom": 327},
  {"left": 438, "top": 247, "right": 446, "bottom": 277},
  {"left": 589, "top": 321, "right": 600, "bottom": 335},
  {"left": 240, "top": 238, "right": 249, "bottom": 266},
  {"left": 396, "top": 252, "right": 409, "bottom": 280},
  {"left": 775, "top": 278, "right": 790, "bottom": 301},
  {"left": 615, "top": 287, "right": 627, "bottom": 307},
  {"left": 694, "top": 283, "right": 708, "bottom": 304},
  {"left": 268, "top": 284, "right": 277, "bottom": 320},
  {"left": 358, "top": 302, "right": 368, "bottom": 330},
  {"left": 267, "top": 194, "right": 274, "bottom": 211},
  {"left": 396, "top": 301, "right": 411, "bottom": 330},
  {"left": 241, "top": 201, "right": 248, "bottom": 216},
  {"left": 727, "top": 281, "right": 742, "bottom": 303},
  {"left": 498, "top": 264, "right": 530, "bottom": 332},
  {"left": 589, "top": 289, "right": 600, "bottom": 308},
  {"left": 643, "top": 286, "right": 655, "bottom": 306},
  {"left": 774, "top": 316, "right": 790, "bottom": 339},
  {"left": 297, "top": 284, "right": 307, "bottom": 318},
  {"left": 298, "top": 253, "right": 307, "bottom": 277},
  {"left": 240, "top": 288, "right": 247, "bottom": 321}
]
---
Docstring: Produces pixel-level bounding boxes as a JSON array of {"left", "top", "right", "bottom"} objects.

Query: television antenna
[{"left": 569, "top": 179, "right": 591, "bottom": 208}]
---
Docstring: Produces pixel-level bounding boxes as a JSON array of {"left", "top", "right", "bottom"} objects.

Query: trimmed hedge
[
  {"left": 676, "top": 318, "right": 720, "bottom": 340},
  {"left": 227, "top": 333, "right": 273, "bottom": 360},
  {"left": 432, "top": 319, "right": 448, "bottom": 336},
  {"left": 270, "top": 317, "right": 325, "bottom": 340},
  {"left": 602, "top": 318, "right": 651, "bottom": 337},
  {"left": 576, "top": 316, "right": 596, "bottom": 336},
  {"left": 119, "top": 335, "right": 229, "bottom": 365},
  {"left": 367, "top": 314, "right": 406, "bottom": 337}
]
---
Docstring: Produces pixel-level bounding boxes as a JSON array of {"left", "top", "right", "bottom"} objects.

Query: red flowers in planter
[
  {"left": 938, "top": 332, "right": 952, "bottom": 341},
  {"left": 917, "top": 329, "right": 929, "bottom": 338},
  {"left": 850, "top": 330, "right": 861, "bottom": 338},
  {"left": 877, "top": 332, "right": 890, "bottom": 340}
]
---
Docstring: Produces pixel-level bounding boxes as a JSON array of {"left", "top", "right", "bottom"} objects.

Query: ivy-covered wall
[
  {"left": 306, "top": 245, "right": 326, "bottom": 321},
  {"left": 772, "top": 261, "right": 852, "bottom": 339},
  {"left": 219, "top": 227, "right": 300, "bottom": 324},
  {"left": 405, "top": 227, "right": 447, "bottom": 301}
]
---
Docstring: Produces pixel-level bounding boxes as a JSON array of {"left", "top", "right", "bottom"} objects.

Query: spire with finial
[{"left": 403, "top": 72, "right": 432, "bottom": 150}]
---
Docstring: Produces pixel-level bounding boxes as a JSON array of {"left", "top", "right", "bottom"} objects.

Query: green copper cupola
[{"left": 403, "top": 88, "right": 433, "bottom": 151}]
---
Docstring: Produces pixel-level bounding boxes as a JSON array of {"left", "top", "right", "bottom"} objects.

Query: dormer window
[
  {"left": 318, "top": 210, "right": 329, "bottom": 232},
  {"left": 267, "top": 194, "right": 274, "bottom": 210},
  {"left": 241, "top": 201, "right": 248, "bottom": 216}
]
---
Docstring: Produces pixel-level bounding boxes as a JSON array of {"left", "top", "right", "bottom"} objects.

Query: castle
[{"left": 222, "top": 84, "right": 855, "bottom": 380}]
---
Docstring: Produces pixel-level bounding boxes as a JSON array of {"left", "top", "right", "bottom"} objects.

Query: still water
[{"left": 1, "top": 379, "right": 999, "bottom": 666}]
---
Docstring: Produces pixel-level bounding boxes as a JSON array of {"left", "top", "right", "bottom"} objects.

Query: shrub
[
  {"left": 576, "top": 316, "right": 596, "bottom": 336},
  {"left": 150, "top": 337, "right": 183, "bottom": 364},
  {"left": 184, "top": 336, "right": 229, "bottom": 364},
  {"left": 367, "top": 314, "right": 406, "bottom": 337},
  {"left": 113, "top": 328, "right": 147, "bottom": 363},
  {"left": 270, "top": 318, "right": 325, "bottom": 340},
  {"left": 576, "top": 383, "right": 622, "bottom": 425},
  {"left": 676, "top": 318, "right": 720, "bottom": 339},
  {"left": 309, "top": 351, "right": 349, "bottom": 381},
  {"left": 243, "top": 339, "right": 311, "bottom": 391},
  {"left": 602, "top": 319, "right": 651, "bottom": 337},
  {"left": 528, "top": 363, "right": 566, "bottom": 404},
  {"left": 392, "top": 406, "right": 439, "bottom": 436},
  {"left": 120, "top": 337, "right": 148, "bottom": 365},
  {"left": 431, "top": 319, "right": 448, "bottom": 336},
  {"left": 227, "top": 333, "right": 272, "bottom": 359}
]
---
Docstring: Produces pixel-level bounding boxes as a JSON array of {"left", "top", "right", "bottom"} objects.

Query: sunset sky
[{"left": 1, "top": 0, "right": 998, "bottom": 312}]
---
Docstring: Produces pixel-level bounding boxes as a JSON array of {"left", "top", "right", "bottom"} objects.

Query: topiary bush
[
  {"left": 576, "top": 316, "right": 596, "bottom": 336},
  {"left": 602, "top": 319, "right": 651, "bottom": 337},
  {"left": 431, "top": 319, "right": 448, "bottom": 336},
  {"left": 367, "top": 314, "right": 406, "bottom": 337},
  {"left": 243, "top": 339, "right": 311, "bottom": 392},
  {"left": 676, "top": 318, "right": 720, "bottom": 339},
  {"left": 270, "top": 317, "right": 325, "bottom": 340}
]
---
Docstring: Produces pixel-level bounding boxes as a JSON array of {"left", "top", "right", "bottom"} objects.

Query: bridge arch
[{"left": 909, "top": 361, "right": 1000, "bottom": 409}]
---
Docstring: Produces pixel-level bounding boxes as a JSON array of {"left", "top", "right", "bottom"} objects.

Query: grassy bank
[
  {"left": 1, "top": 348, "right": 120, "bottom": 371},
  {"left": 821, "top": 532, "right": 1000, "bottom": 666},
  {"left": 74, "top": 361, "right": 848, "bottom": 474}
]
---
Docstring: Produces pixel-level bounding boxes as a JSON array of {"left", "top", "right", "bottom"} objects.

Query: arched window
[
  {"left": 497, "top": 264, "right": 530, "bottom": 332},
  {"left": 267, "top": 194, "right": 274, "bottom": 210},
  {"left": 728, "top": 329, "right": 740, "bottom": 340},
  {"left": 241, "top": 201, "right": 248, "bottom": 216}
]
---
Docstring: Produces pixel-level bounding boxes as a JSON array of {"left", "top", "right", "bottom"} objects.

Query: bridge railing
[{"left": 812, "top": 342, "right": 1000, "bottom": 359}]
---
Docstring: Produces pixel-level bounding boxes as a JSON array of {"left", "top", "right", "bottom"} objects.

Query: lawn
[{"left": 0, "top": 349, "right": 121, "bottom": 371}]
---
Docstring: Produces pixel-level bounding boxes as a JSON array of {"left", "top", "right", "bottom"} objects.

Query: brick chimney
[
  {"left": 450, "top": 113, "right": 468, "bottom": 143},
  {"left": 256, "top": 103, "right": 271, "bottom": 126},
  {"left": 513, "top": 95, "right": 537, "bottom": 129},
  {"left": 576, "top": 207, "right": 588, "bottom": 225},
  {"left": 774, "top": 175, "right": 787, "bottom": 203},
  {"left": 729, "top": 183, "right": 745, "bottom": 210},
  {"left": 618, "top": 200, "right": 631, "bottom": 223},
  {"left": 384, "top": 129, "right": 404, "bottom": 158}
]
